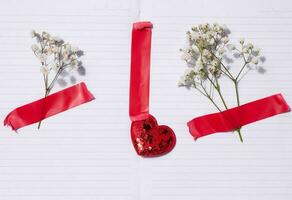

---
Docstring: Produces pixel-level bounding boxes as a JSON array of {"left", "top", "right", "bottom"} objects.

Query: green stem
[
  {"left": 234, "top": 81, "right": 240, "bottom": 106},
  {"left": 37, "top": 89, "right": 49, "bottom": 129},
  {"left": 235, "top": 62, "right": 247, "bottom": 81},
  {"left": 37, "top": 67, "right": 63, "bottom": 130},
  {"left": 214, "top": 78, "right": 228, "bottom": 110},
  {"left": 200, "top": 84, "right": 222, "bottom": 112},
  {"left": 234, "top": 80, "right": 243, "bottom": 142},
  {"left": 236, "top": 129, "right": 243, "bottom": 143}
]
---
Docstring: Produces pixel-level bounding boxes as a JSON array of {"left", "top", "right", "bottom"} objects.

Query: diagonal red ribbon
[
  {"left": 187, "top": 93, "right": 290, "bottom": 139},
  {"left": 4, "top": 82, "right": 94, "bottom": 131}
]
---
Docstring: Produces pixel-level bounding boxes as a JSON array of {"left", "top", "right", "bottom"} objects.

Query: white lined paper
[
  {"left": 139, "top": 0, "right": 292, "bottom": 199},
  {"left": 0, "top": 0, "right": 291, "bottom": 199}
]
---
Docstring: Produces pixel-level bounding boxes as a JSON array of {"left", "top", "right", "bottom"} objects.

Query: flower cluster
[
  {"left": 31, "top": 30, "right": 84, "bottom": 129},
  {"left": 178, "top": 23, "right": 262, "bottom": 89},
  {"left": 31, "top": 30, "right": 81, "bottom": 76},
  {"left": 178, "top": 23, "right": 264, "bottom": 142}
]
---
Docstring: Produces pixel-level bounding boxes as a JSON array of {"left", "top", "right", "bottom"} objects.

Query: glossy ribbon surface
[
  {"left": 187, "top": 94, "right": 290, "bottom": 139},
  {"left": 129, "top": 22, "right": 176, "bottom": 157},
  {"left": 4, "top": 82, "right": 94, "bottom": 131},
  {"left": 129, "top": 21, "right": 153, "bottom": 121}
]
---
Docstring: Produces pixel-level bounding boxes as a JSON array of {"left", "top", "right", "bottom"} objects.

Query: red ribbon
[
  {"left": 4, "top": 82, "right": 94, "bottom": 131},
  {"left": 187, "top": 93, "right": 290, "bottom": 139},
  {"left": 129, "top": 21, "right": 153, "bottom": 121},
  {"left": 129, "top": 22, "right": 176, "bottom": 157}
]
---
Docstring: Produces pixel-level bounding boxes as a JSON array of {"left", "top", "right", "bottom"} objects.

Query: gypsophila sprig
[
  {"left": 178, "top": 23, "right": 264, "bottom": 142},
  {"left": 31, "top": 30, "right": 84, "bottom": 129}
]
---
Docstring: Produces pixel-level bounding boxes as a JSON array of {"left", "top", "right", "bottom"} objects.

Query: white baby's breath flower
[
  {"left": 238, "top": 38, "right": 245, "bottom": 45},
  {"left": 52, "top": 63, "right": 59, "bottom": 71},
  {"left": 178, "top": 68, "right": 196, "bottom": 87},
  {"left": 64, "top": 43, "right": 71, "bottom": 50},
  {"left": 209, "top": 38, "right": 215, "bottom": 45},
  {"left": 251, "top": 57, "right": 259, "bottom": 65},
  {"left": 222, "top": 37, "right": 229, "bottom": 44},
  {"left": 246, "top": 43, "right": 253, "bottom": 49},
  {"left": 31, "top": 30, "right": 37, "bottom": 38},
  {"left": 242, "top": 47, "right": 249, "bottom": 53},
  {"left": 70, "top": 59, "right": 78, "bottom": 68},
  {"left": 178, "top": 76, "right": 186, "bottom": 87},
  {"left": 181, "top": 49, "right": 192, "bottom": 61},
  {"left": 42, "top": 31, "right": 50, "bottom": 39},
  {"left": 226, "top": 44, "right": 235, "bottom": 51},
  {"left": 218, "top": 47, "right": 226, "bottom": 54},
  {"left": 190, "top": 32, "right": 199, "bottom": 40},
  {"left": 70, "top": 54, "right": 77, "bottom": 60}
]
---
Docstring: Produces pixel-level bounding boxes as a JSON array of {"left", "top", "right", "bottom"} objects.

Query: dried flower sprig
[
  {"left": 178, "top": 23, "right": 264, "bottom": 142},
  {"left": 31, "top": 30, "right": 84, "bottom": 129}
]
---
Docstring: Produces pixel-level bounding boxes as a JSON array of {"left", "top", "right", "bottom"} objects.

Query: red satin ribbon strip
[
  {"left": 4, "top": 82, "right": 94, "bottom": 131},
  {"left": 187, "top": 94, "right": 290, "bottom": 139},
  {"left": 129, "top": 21, "right": 153, "bottom": 121}
]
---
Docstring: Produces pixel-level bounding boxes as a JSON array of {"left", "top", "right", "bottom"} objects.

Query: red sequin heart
[{"left": 131, "top": 115, "right": 176, "bottom": 157}]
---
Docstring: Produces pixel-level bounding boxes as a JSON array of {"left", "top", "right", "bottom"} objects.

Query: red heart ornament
[{"left": 131, "top": 115, "right": 176, "bottom": 157}]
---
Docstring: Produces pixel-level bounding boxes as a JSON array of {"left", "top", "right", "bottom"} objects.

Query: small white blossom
[
  {"left": 31, "top": 30, "right": 37, "bottom": 38},
  {"left": 180, "top": 48, "right": 192, "bottom": 61},
  {"left": 52, "top": 63, "right": 59, "bottom": 71},
  {"left": 42, "top": 31, "right": 50, "bottom": 39},
  {"left": 222, "top": 37, "right": 229, "bottom": 44},
  {"left": 251, "top": 57, "right": 259, "bottom": 65},
  {"left": 218, "top": 47, "right": 226, "bottom": 54},
  {"left": 190, "top": 32, "right": 199, "bottom": 40},
  {"left": 178, "top": 76, "right": 186, "bottom": 87},
  {"left": 70, "top": 59, "right": 78, "bottom": 68},
  {"left": 246, "top": 43, "right": 253, "bottom": 49},
  {"left": 209, "top": 38, "right": 215, "bottom": 45},
  {"left": 238, "top": 38, "right": 245, "bottom": 45},
  {"left": 242, "top": 47, "right": 249, "bottom": 53}
]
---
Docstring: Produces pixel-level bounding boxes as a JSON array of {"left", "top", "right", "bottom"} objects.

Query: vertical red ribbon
[
  {"left": 4, "top": 82, "right": 94, "bottom": 131},
  {"left": 129, "top": 22, "right": 176, "bottom": 157},
  {"left": 129, "top": 21, "right": 153, "bottom": 121}
]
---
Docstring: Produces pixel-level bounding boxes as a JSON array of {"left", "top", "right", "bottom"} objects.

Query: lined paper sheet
[
  {"left": 140, "top": 0, "right": 292, "bottom": 199},
  {"left": 0, "top": 0, "right": 140, "bottom": 199},
  {"left": 0, "top": 0, "right": 291, "bottom": 200}
]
